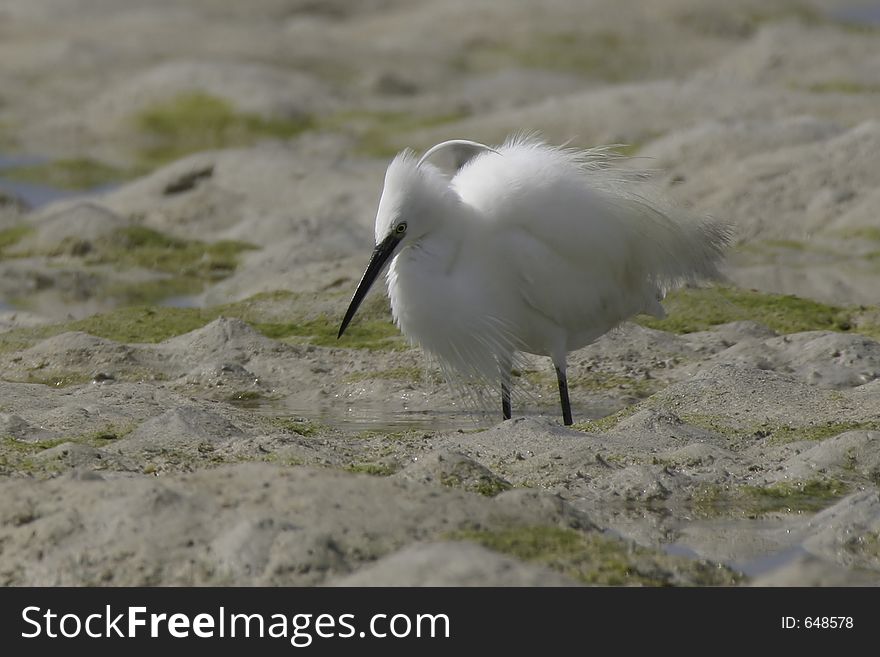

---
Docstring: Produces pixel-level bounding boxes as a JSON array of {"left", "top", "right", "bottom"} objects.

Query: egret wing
[{"left": 452, "top": 137, "right": 728, "bottom": 347}]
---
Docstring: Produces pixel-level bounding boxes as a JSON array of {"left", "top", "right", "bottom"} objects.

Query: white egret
[{"left": 339, "top": 135, "right": 731, "bottom": 425}]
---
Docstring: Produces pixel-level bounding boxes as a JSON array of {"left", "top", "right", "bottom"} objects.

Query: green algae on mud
[
  {"left": 845, "top": 531, "right": 880, "bottom": 565},
  {"left": 638, "top": 286, "right": 880, "bottom": 338},
  {"left": 758, "top": 421, "right": 880, "bottom": 445},
  {"left": 455, "top": 30, "right": 653, "bottom": 83},
  {"left": 66, "top": 306, "right": 213, "bottom": 344},
  {"left": 0, "top": 436, "right": 67, "bottom": 477},
  {"left": 89, "top": 226, "right": 256, "bottom": 277},
  {"left": 316, "top": 109, "right": 469, "bottom": 158},
  {"left": 0, "top": 425, "right": 131, "bottom": 477},
  {"left": 835, "top": 227, "right": 880, "bottom": 242},
  {"left": 0, "top": 306, "right": 213, "bottom": 351},
  {"left": 3, "top": 284, "right": 877, "bottom": 374},
  {"left": 2, "top": 92, "right": 313, "bottom": 192},
  {"left": 517, "top": 366, "right": 660, "bottom": 404},
  {"left": 268, "top": 417, "right": 326, "bottom": 438},
  {"left": 262, "top": 316, "right": 403, "bottom": 350},
  {"left": 134, "top": 92, "right": 312, "bottom": 165},
  {"left": 343, "top": 366, "right": 426, "bottom": 384},
  {"left": 1, "top": 158, "right": 134, "bottom": 191},
  {"left": 2, "top": 224, "right": 257, "bottom": 309},
  {"left": 569, "top": 370, "right": 659, "bottom": 398},
  {"left": 71, "top": 227, "right": 258, "bottom": 306},
  {"left": 0, "top": 224, "right": 33, "bottom": 251},
  {"left": 572, "top": 405, "right": 641, "bottom": 433},
  {"left": 234, "top": 289, "right": 405, "bottom": 350},
  {"left": 345, "top": 462, "right": 398, "bottom": 476},
  {"left": 439, "top": 470, "right": 512, "bottom": 497},
  {"left": 681, "top": 414, "right": 880, "bottom": 446},
  {"left": 690, "top": 478, "right": 850, "bottom": 518},
  {"left": 226, "top": 390, "right": 268, "bottom": 408},
  {"left": 0, "top": 288, "right": 403, "bottom": 352},
  {"left": 742, "top": 478, "right": 850, "bottom": 514},
  {"left": 448, "top": 525, "right": 742, "bottom": 586}
]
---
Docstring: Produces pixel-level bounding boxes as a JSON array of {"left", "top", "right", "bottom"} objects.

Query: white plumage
[{"left": 339, "top": 135, "right": 732, "bottom": 425}]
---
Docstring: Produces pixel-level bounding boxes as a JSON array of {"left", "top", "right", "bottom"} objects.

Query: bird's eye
[{"left": 395, "top": 222, "right": 407, "bottom": 235}]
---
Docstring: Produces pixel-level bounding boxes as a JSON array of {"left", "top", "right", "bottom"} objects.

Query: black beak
[{"left": 338, "top": 232, "right": 402, "bottom": 338}]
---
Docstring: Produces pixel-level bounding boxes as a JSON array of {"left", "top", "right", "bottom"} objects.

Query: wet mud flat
[{"left": 2, "top": 0, "right": 880, "bottom": 585}]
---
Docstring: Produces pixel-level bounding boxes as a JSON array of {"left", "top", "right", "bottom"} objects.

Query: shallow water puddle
[
  {"left": 159, "top": 294, "right": 204, "bottom": 309},
  {"left": 255, "top": 403, "right": 498, "bottom": 434},
  {"left": 660, "top": 514, "right": 814, "bottom": 578},
  {"left": 830, "top": 5, "right": 880, "bottom": 26},
  {"left": 249, "top": 394, "right": 619, "bottom": 434},
  {"left": 664, "top": 540, "right": 811, "bottom": 578},
  {"left": 0, "top": 154, "right": 82, "bottom": 208},
  {"left": 732, "top": 545, "right": 813, "bottom": 578}
]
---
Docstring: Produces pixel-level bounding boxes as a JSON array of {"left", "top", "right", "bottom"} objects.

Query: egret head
[
  {"left": 338, "top": 151, "right": 454, "bottom": 338},
  {"left": 338, "top": 140, "right": 498, "bottom": 339},
  {"left": 373, "top": 139, "right": 499, "bottom": 242},
  {"left": 374, "top": 151, "right": 454, "bottom": 243}
]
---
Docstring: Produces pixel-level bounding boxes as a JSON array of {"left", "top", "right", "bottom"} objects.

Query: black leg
[
  {"left": 555, "top": 364, "right": 573, "bottom": 426},
  {"left": 500, "top": 356, "right": 512, "bottom": 421}
]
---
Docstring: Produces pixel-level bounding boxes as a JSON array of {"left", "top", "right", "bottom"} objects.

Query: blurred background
[{"left": 0, "top": 0, "right": 878, "bottom": 320}]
